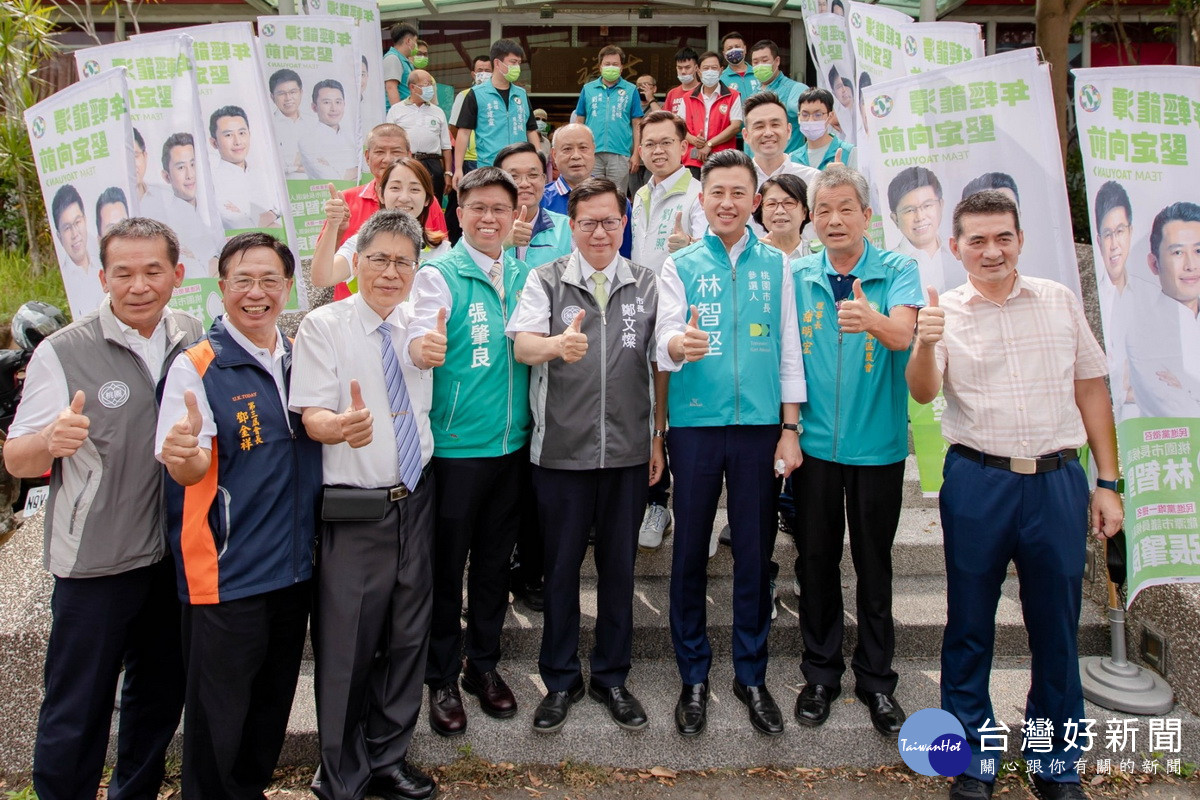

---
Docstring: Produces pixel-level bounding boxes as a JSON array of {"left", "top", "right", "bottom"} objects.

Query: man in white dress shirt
[
  {"left": 158, "top": 132, "right": 223, "bottom": 277},
  {"left": 269, "top": 69, "right": 309, "bottom": 180},
  {"left": 299, "top": 79, "right": 360, "bottom": 183},
  {"left": 208, "top": 105, "right": 282, "bottom": 231},
  {"left": 386, "top": 69, "right": 452, "bottom": 203},
  {"left": 886, "top": 166, "right": 964, "bottom": 293},
  {"left": 50, "top": 183, "right": 105, "bottom": 318}
]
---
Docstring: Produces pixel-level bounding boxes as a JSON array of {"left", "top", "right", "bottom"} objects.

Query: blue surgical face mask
[
  {"left": 420, "top": 85, "right": 435, "bottom": 103},
  {"left": 700, "top": 69, "right": 720, "bottom": 88}
]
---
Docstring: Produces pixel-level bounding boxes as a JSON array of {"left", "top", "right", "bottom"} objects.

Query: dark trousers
[
  {"left": 181, "top": 582, "right": 310, "bottom": 800},
  {"left": 668, "top": 425, "right": 778, "bottom": 686},
  {"left": 647, "top": 440, "right": 671, "bottom": 507},
  {"left": 533, "top": 463, "right": 647, "bottom": 691},
  {"left": 312, "top": 478, "right": 435, "bottom": 800},
  {"left": 512, "top": 458, "right": 543, "bottom": 589},
  {"left": 444, "top": 161, "right": 475, "bottom": 244},
  {"left": 795, "top": 454, "right": 905, "bottom": 693},
  {"left": 415, "top": 155, "right": 446, "bottom": 204},
  {"left": 425, "top": 450, "right": 524, "bottom": 687},
  {"left": 940, "top": 449, "right": 1088, "bottom": 784},
  {"left": 33, "top": 558, "right": 184, "bottom": 800}
]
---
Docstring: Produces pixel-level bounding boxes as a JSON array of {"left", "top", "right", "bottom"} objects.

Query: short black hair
[
  {"left": 698, "top": 50, "right": 722, "bottom": 67},
  {"left": 701, "top": 148, "right": 757, "bottom": 189},
  {"left": 743, "top": 90, "right": 786, "bottom": 121},
  {"left": 100, "top": 217, "right": 180, "bottom": 270},
  {"left": 390, "top": 23, "right": 418, "bottom": 44},
  {"left": 457, "top": 166, "right": 518, "bottom": 207},
  {"left": 961, "top": 172, "right": 1020, "bottom": 206},
  {"left": 472, "top": 54, "right": 491, "bottom": 69},
  {"left": 753, "top": 173, "right": 809, "bottom": 233},
  {"left": 798, "top": 87, "right": 834, "bottom": 114},
  {"left": 750, "top": 40, "right": 780, "bottom": 60},
  {"left": 94, "top": 186, "right": 128, "bottom": 236},
  {"left": 720, "top": 32, "right": 746, "bottom": 50},
  {"left": 161, "top": 132, "right": 194, "bottom": 171},
  {"left": 674, "top": 47, "right": 699, "bottom": 65},
  {"left": 268, "top": 68, "right": 302, "bottom": 94},
  {"left": 218, "top": 232, "right": 296, "bottom": 279},
  {"left": 887, "top": 166, "right": 943, "bottom": 214},
  {"left": 1093, "top": 180, "right": 1131, "bottom": 233},
  {"left": 496, "top": 141, "right": 547, "bottom": 173},
  {"left": 567, "top": 177, "right": 624, "bottom": 220},
  {"left": 312, "top": 78, "right": 345, "bottom": 104},
  {"left": 132, "top": 127, "right": 146, "bottom": 152},
  {"left": 641, "top": 109, "right": 687, "bottom": 140},
  {"left": 1149, "top": 201, "right": 1200, "bottom": 262},
  {"left": 51, "top": 183, "right": 84, "bottom": 230},
  {"left": 490, "top": 38, "right": 524, "bottom": 63},
  {"left": 209, "top": 105, "right": 248, "bottom": 140},
  {"left": 831, "top": 0, "right": 845, "bottom": 11},
  {"left": 952, "top": 190, "right": 1020, "bottom": 239}
]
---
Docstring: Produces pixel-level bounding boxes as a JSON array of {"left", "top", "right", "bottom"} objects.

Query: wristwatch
[
  {"left": 652, "top": 429, "right": 667, "bottom": 439},
  {"left": 781, "top": 423, "right": 802, "bottom": 433},
  {"left": 1096, "top": 477, "right": 1123, "bottom": 492}
]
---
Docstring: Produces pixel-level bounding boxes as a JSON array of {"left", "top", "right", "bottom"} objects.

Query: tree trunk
[{"left": 1036, "top": 0, "right": 1089, "bottom": 164}]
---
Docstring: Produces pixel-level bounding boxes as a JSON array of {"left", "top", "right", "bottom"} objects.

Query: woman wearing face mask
[
  {"left": 679, "top": 51, "right": 744, "bottom": 177},
  {"left": 754, "top": 174, "right": 812, "bottom": 261},
  {"left": 388, "top": 69, "right": 453, "bottom": 203},
  {"left": 311, "top": 157, "right": 450, "bottom": 297}
]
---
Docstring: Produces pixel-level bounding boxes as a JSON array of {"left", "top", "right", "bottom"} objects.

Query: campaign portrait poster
[{"left": 805, "top": 13, "right": 859, "bottom": 145}]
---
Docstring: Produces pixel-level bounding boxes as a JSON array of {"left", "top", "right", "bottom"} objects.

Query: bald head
[{"left": 551, "top": 123, "right": 596, "bottom": 187}]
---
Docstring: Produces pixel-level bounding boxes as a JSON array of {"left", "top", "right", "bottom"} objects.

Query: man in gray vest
[
  {"left": 5, "top": 217, "right": 203, "bottom": 800},
  {"left": 507, "top": 177, "right": 665, "bottom": 732}
]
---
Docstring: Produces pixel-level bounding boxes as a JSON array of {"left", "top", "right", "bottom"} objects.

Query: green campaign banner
[
  {"left": 898, "top": 22, "right": 983, "bottom": 75},
  {"left": 1073, "top": 66, "right": 1200, "bottom": 605},
  {"left": 805, "top": 13, "right": 859, "bottom": 144}
]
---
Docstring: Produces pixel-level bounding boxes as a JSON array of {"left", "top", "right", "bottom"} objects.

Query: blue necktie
[{"left": 378, "top": 321, "right": 423, "bottom": 491}]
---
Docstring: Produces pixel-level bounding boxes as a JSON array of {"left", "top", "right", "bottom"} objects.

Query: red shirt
[
  {"left": 664, "top": 84, "right": 697, "bottom": 118},
  {"left": 680, "top": 84, "right": 740, "bottom": 169}
]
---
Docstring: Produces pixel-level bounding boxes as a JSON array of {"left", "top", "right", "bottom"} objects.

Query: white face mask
[
  {"left": 420, "top": 85, "right": 436, "bottom": 103},
  {"left": 677, "top": 72, "right": 695, "bottom": 84},
  {"left": 799, "top": 120, "right": 828, "bottom": 141},
  {"left": 474, "top": 71, "right": 491, "bottom": 85},
  {"left": 700, "top": 69, "right": 720, "bottom": 88}
]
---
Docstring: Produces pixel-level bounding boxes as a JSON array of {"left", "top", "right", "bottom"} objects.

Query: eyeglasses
[
  {"left": 361, "top": 254, "right": 418, "bottom": 272},
  {"left": 640, "top": 138, "right": 679, "bottom": 151},
  {"left": 1100, "top": 224, "right": 1130, "bottom": 242},
  {"left": 763, "top": 199, "right": 800, "bottom": 213},
  {"left": 507, "top": 171, "right": 545, "bottom": 186},
  {"left": 798, "top": 111, "right": 829, "bottom": 121},
  {"left": 576, "top": 217, "right": 623, "bottom": 232},
  {"left": 896, "top": 199, "right": 940, "bottom": 218},
  {"left": 463, "top": 203, "right": 515, "bottom": 217},
  {"left": 224, "top": 275, "right": 289, "bottom": 292}
]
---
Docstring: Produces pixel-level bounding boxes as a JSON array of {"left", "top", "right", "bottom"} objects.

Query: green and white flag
[
  {"left": 134, "top": 22, "right": 305, "bottom": 314},
  {"left": 302, "top": 0, "right": 385, "bottom": 141},
  {"left": 258, "top": 15, "right": 362, "bottom": 258},
  {"left": 847, "top": 2, "right": 912, "bottom": 91},
  {"left": 24, "top": 68, "right": 137, "bottom": 320},
  {"left": 1073, "top": 65, "right": 1200, "bottom": 605},
  {"left": 898, "top": 22, "right": 984, "bottom": 75},
  {"left": 805, "top": 13, "right": 859, "bottom": 144},
  {"left": 75, "top": 35, "right": 227, "bottom": 294}
]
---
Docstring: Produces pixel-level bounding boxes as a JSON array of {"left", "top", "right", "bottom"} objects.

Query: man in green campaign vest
[
  {"left": 407, "top": 168, "right": 532, "bottom": 738},
  {"left": 654, "top": 149, "right": 806, "bottom": 738},
  {"left": 789, "top": 165, "right": 922, "bottom": 739},
  {"left": 452, "top": 39, "right": 540, "bottom": 186}
]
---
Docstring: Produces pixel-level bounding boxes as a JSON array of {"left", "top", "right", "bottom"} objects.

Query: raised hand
[
  {"left": 45, "top": 390, "right": 90, "bottom": 459},
  {"left": 667, "top": 211, "right": 694, "bottom": 252},
  {"left": 679, "top": 305, "right": 710, "bottom": 362},
  {"left": 505, "top": 205, "right": 534, "bottom": 250},
  {"left": 414, "top": 308, "right": 449, "bottom": 369},
  {"left": 915, "top": 286, "right": 944, "bottom": 346},
  {"left": 161, "top": 390, "right": 204, "bottom": 466},
  {"left": 340, "top": 379, "right": 374, "bottom": 448},
  {"left": 325, "top": 184, "right": 350, "bottom": 232},
  {"left": 836, "top": 278, "right": 878, "bottom": 334},
  {"left": 559, "top": 309, "right": 588, "bottom": 363}
]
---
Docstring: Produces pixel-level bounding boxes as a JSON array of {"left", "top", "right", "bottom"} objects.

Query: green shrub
[{"left": 0, "top": 248, "right": 70, "bottom": 322}]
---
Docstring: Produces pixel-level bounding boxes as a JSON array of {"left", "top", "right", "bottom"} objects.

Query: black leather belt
[
  {"left": 950, "top": 444, "right": 1078, "bottom": 475},
  {"left": 413, "top": 152, "right": 442, "bottom": 161}
]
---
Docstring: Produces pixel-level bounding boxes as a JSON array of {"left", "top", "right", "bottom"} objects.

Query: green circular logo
[
  {"left": 1079, "top": 84, "right": 1101, "bottom": 113},
  {"left": 83, "top": 60, "right": 101, "bottom": 77},
  {"left": 30, "top": 116, "right": 46, "bottom": 139},
  {"left": 261, "top": 23, "right": 276, "bottom": 37},
  {"left": 871, "top": 94, "right": 894, "bottom": 118}
]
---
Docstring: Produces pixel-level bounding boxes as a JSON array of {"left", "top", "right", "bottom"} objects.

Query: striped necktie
[
  {"left": 592, "top": 271, "right": 608, "bottom": 310},
  {"left": 489, "top": 259, "right": 505, "bottom": 303},
  {"left": 378, "top": 321, "right": 423, "bottom": 491}
]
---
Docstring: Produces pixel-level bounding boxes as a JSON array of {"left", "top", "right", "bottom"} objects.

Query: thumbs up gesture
[
  {"left": 504, "top": 205, "right": 534, "bottom": 250},
  {"left": 674, "top": 305, "right": 710, "bottom": 363},
  {"left": 325, "top": 184, "right": 350, "bottom": 232},
  {"left": 667, "top": 211, "right": 694, "bottom": 253},
  {"left": 161, "top": 390, "right": 205, "bottom": 466},
  {"left": 412, "top": 308, "right": 448, "bottom": 369},
  {"left": 559, "top": 309, "right": 588, "bottom": 363},
  {"left": 339, "top": 379, "right": 374, "bottom": 448},
  {"left": 836, "top": 278, "right": 878, "bottom": 335},
  {"left": 45, "top": 390, "right": 90, "bottom": 458},
  {"left": 916, "top": 286, "right": 944, "bottom": 346}
]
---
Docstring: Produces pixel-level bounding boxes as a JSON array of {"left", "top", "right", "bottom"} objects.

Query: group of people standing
[{"left": 6, "top": 32, "right": 1124, "bottom": 800}]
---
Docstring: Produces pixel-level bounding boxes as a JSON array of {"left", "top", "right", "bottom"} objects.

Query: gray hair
[
  {"left": 808, "top": 164, "right": 870, "bottom": 211},
  {"left": 100, "top": 217, "right": 180, "bottom": 270},
  {"left": 356, "top": 209, "right": 423, "bottom": 257}
]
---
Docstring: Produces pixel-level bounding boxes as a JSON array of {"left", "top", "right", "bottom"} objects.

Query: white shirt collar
[
  {"left": 112, "top": 306, "right": 170, "bottom": 341},
  {"left": 462, "top": 239, "right": 503, "bottom": 274},
  {"left": 651, "top": 165, "right": 689, "bottom": 192},
  {"left": 223, "top": 318, "right": 284, "bottom": 361},
  {"left": 352, "top": 291, "right": 403, "bottom": 335},
  {"left": 575, "top": 251, "right": 621, "bottom": 283}
]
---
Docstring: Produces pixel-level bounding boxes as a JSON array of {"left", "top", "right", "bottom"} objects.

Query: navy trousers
[
  {"left": 940, "top": 448, "right": 1089, "bottom": 784},
  {"left": 668, "top": 425, "right": 778, "bottom": 687},
  {"left": 533, "top": 463, "right": 646, "bottom": 691},
  {"left": 33, "top": 558, "right": 184, "bottom": 800}
]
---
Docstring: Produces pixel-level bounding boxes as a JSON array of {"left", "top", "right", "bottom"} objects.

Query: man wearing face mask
[
  {"left": 573, "top": 45, "right": 644, "bottom": 197},
  {"left": 748, "top": 40, "right": 808, "bottom": 155},
  {"left": 452, "top": 39, "right": 540, "bottom": 187},
  {"left": 413, "top": 40, "right": 430, "bottom": 70},
  {"left": 719, "top": 33, "right": 758, "bottom": 105},
  {"left": 383, "top": 23, "right": 418, "bottom": 111},
  {"left": 388, "top": 69, "right": 452, "bottom": 203},
  {"left": 791, "top": 88, "right": 856, "bottom": 172},
  {"left": 448, "top": 54, "right": 494, "bottom": 242},
  {"left": 680, "top": 51, "right": 743, "bottom": 178},
  {"left": 666, "top": 48, "right": 700, "bottom": 118}
]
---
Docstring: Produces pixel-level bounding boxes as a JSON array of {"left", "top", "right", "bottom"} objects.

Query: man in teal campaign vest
[
  {"left": 383, "top": 22, "right": 417, "bottom": 111},
  {"left": 497, "top": 142, "right": 573, "bottom": 269},
  {"left": 452, "top": 39, "right": 540, "bottom": 184},
  {"left": 791, "top": 88, "right": 856, "bottom": 171},
  {"left": 747, "top": 40, "right": 808, "bottom": 155},
  {"left": 789, "top": 165, "right": 922, "bottom": 740},
  {"left": 573, "top": 45, "right": 644, "bottom": 197},
  {"left": 407, "top": 168, "right": 532, "bottom": 739},
  {"left": 655, "top": 149, "right": 805, "bottom": 738}
]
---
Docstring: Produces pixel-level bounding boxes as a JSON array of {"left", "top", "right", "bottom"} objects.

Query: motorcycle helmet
[{"left": 11, "top": 301, "right": 68, "bottom": 351}]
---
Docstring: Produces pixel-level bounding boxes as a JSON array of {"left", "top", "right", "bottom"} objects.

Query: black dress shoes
[
  {"left": 674, "top": 682, "right": 708, "bottom": 736},
  {"left": 732, "top": 680, "right": 784, "bottom": 736},
  {"left": 794, "top": 683, "right": 839, "bottom": 727},
  {"left": 854, "top": 686, "right": 905, "bottom": 736},
  {"left": 368, "top": 760, "right": 437, "bottom": 800},
  {"left": 512, "top": 579, "right": 545, "bottom": 612},
  {"left": 428, "top": 683, "right": 466, "bottom": 737},
  {"left": 532, "top": 680, "right": 585, "bottom": 733},
  {"left": 461, "top": 661, "right": 518, "bottom": 719},
  {"left": 1030, "top": 776, "right": 1088, "bottom": 800},
  {"left": 588, "top": 681, "right": 648, "bottom": 731}
]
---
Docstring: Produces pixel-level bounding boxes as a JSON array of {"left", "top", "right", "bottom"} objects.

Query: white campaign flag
[
  {"left": 804, "top": 13, "right": 859, "bottom": 145},
  {"left": 898, "top": 22, "right": 984, "bottom": 75},
  {"left": 75, "top": 36, "right": 226, "bottom": 283},
  {"left": 24, "top": 68, "right": 137, "bottom": 320},
  {"left": 302, "top": 0, "right": 385, "bottom": 136},
  {"left": 858, "top": 48, "right": 1080, "bottom": 295}
]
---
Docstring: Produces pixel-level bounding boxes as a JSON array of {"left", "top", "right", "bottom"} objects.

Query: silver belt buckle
[
  {"left": 388, "top": 485, "right": 409, "bottom": 502},
  {"left": 1010, "top": 456, "right": 1037, "bottom": 475}
]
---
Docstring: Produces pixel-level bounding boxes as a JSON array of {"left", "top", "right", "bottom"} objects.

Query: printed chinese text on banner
[
  {"left": 805, "top": 13, "right": 859, "bottom": 145},
  {"left": 898, "top": 22, "right": 984, "bottom": 75},
  {"left": 1073, "top": 65, "right": 1200, "bottom": 606}
]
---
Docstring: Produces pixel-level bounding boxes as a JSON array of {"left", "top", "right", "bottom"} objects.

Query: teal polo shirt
[
  {"left": 720, "top": 66, "right": 760, "bottom": 102},
  {"left": 791, "top": 133, "right": 856, "bottom": 171},
  {"left": 792, "top": 239, "right": 922, "bottom": 465},
  {"left": 574, "top": 77, "right": 644, "bottom": 157}
]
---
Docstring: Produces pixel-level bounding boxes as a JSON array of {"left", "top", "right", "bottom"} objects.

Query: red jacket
[{"left": 681, "top": 83, "right": 740, "bottom": 169}]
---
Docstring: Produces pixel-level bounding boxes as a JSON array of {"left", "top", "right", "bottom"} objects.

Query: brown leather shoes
[
  {"left": 428, "top": 682, "right": 467, "bottom": 737},
  {"left": 461, "top": 660, "right": 518, "bottom": 719}
]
